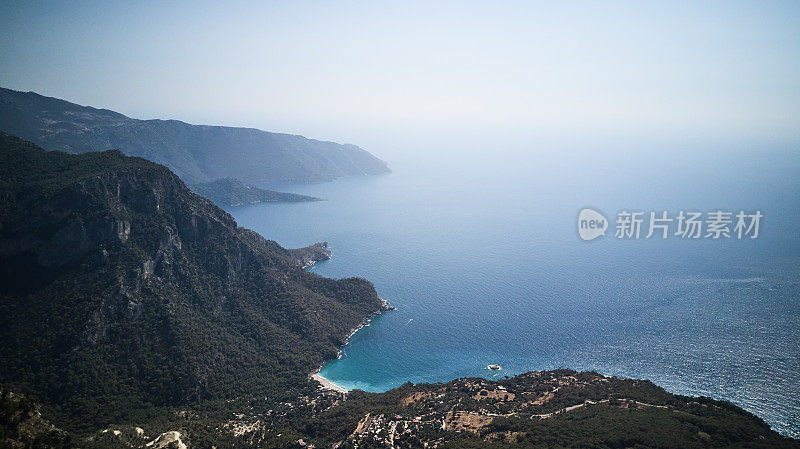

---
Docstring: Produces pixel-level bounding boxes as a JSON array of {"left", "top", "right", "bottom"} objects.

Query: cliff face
[
  {"left": 0, "top": 87, "right": 390, "bottom": 184},
  {"left": 0, "top": 133, "right": 385, "bottom": 430}
]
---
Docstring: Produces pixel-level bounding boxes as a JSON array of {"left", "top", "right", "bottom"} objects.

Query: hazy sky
[{"left": 2, "top": 1, "right": 799, "bottom": 151}]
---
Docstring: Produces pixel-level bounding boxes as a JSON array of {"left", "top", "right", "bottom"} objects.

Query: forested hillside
[{"left": 0, "top": 133, "right": 385, "bottom": 431}]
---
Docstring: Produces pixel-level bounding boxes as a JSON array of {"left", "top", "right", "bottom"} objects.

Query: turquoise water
[{"left": 227, "top": 138, "right": 800, "bottom": 437}]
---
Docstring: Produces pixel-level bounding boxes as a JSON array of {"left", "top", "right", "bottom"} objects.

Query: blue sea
[{"left": 226, "top": 136, "right": 800, "bottom": 437}]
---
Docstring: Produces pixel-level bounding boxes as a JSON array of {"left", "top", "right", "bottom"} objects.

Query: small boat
[{"left": 487, "top": 364, "right": 502, "bottom": 371}]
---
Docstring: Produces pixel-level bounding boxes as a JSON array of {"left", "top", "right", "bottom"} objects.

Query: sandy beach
[
  {"left": 307, "top": 299, "right": 389, "bottom": 396},
  {"left": 310, "top": 370, "right": 348, "bottom": 394}
]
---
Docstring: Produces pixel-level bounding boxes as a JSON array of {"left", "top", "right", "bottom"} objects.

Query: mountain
[
  {"left": 0, "top": 132, "right": 386, "bottom": 431},
  {"left": 189, "top": 177, "right": 322, "bottom": 207},
  {"left": 0, "top": 87, "right": 390, "bottom": 184}
]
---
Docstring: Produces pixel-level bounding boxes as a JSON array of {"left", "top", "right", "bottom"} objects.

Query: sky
[{"left": 1, "top": 0, "right": 799, "bottom": 155}]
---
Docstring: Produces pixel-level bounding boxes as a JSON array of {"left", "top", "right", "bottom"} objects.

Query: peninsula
[{"left": 190, "top": 177, "right": 322, "bottom": 207}]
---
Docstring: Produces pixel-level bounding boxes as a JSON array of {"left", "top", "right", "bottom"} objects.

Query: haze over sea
[{"left": 227, "top": 135, "right": 800, "bottom": 437}]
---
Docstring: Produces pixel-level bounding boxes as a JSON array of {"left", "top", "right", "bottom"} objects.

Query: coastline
[
  {"left": 309, "top": 297, "right": 393, "bottom": 394},
  {"left": 309, "top": 369, "right": 348, "bottom": 394}
]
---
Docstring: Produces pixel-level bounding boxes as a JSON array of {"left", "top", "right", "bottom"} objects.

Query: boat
[{"left": 487, "top": 364, "right": 502, "bottom": 370}]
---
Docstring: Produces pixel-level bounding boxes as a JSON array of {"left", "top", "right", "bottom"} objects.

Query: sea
[{"left": 225, "top": 135, "right": 800, "bottom": 437}]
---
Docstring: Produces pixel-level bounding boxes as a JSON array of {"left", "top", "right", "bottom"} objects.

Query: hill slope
[
  {"left": 319, "top": 370, "right": 799, "bottom": 448},
  {"left": 3, "top": 369, "right": 796, "bottom": 448},
  {"left": 0, "top": 87, "right": 390, "bottom": 184},
  {"left": 0, "top": 133, "right": 386, "bottom": 431}
]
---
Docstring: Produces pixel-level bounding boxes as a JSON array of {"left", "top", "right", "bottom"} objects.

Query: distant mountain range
[{"left": 0, "top": 87, "right": 390, "bottom": 185}]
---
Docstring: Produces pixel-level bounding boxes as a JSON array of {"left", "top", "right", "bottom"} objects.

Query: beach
[{"left": 310, "top": 370, "right": 348, "bottom": 394}]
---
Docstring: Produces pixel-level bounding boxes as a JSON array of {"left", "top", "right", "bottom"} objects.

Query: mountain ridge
[{"left": 0, "top": 87, "right": 390, "bottom": 184}]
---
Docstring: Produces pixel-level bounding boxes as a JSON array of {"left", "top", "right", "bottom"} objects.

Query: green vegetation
[
  {"left": 1, "top": 388, "right": 72, "bottom": 448},
  {"left": 306, "top": 371, "right": 799, "bottom": 449},
  {"left": 0, "top": 132, "right": 385, "bottom": 433}
]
